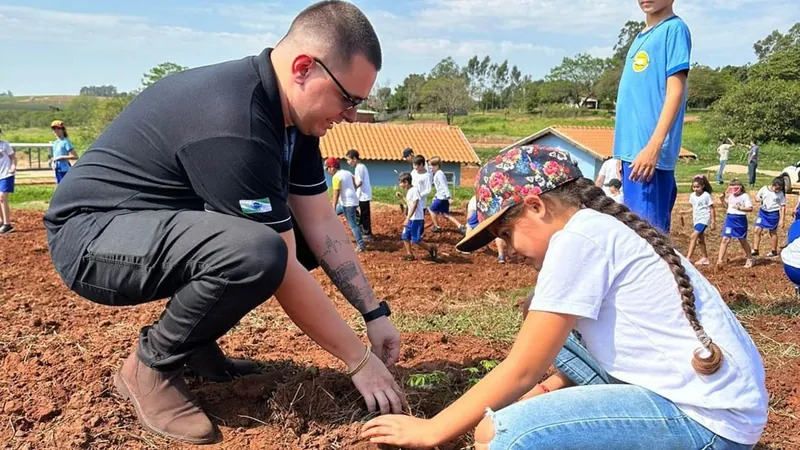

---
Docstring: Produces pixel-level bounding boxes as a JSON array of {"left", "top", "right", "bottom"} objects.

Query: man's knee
[
  {"left": 474, "top": 415, "right": 495, "bottom": 448},
  {"left": 222, "top": 226, "right": 289, "bottom": 296}
]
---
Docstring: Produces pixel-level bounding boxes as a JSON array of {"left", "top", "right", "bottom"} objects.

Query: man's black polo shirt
[{"left": 43, "top": 48, "right": 327, "bottom": 286}]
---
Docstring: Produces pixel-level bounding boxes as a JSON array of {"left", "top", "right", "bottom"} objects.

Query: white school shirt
[
  {"left": 755, "top": 186, "right": 786, "bottom": 213},
  {"left": 405, "top": 186, "right": 424, "bottom": 221},
  {"left": 597, "top": 158, "right": 620, "bottom": 196},
  {"left": 530, "top": 209, "right": 768, "bottom": 445},
  {"left": 689, "top": 191, "right": 713, "bottom": 225},
  {"left": 0, "top": 141, "right": 14, "bottom": 180},
  {"left": 610, "top": 191, "right": 624, "bottom": 204},
  {"left": 331, "top": 170, "right": 359, "bottom": 207},
  {"left": 411, "top": 170, "right": 432, "bottom": 208},
  {"left": 432, "top": 170, "right": 451, "bottom": 200},
  {"left": 717, "top": 143, "right": 732, "bottom": 161},
  {"left": 354, "top": 163, "right": 372, "bottom": 202},
  {"left": 726, "top": 193, "right": 752, "bottom": 215}
]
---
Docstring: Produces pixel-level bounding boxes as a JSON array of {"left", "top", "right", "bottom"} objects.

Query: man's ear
[{"left": 290, "top": 55, "right": 315, "bottom": 85}]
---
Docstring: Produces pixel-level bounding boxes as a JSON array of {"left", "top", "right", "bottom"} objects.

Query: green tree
[
  {"left": 686, "top": 64, "right": 733, "bottom": 108},
  {"left": 595, "top": 65, "right": 621, "bottom": 106},
  {"left": 546, "top": 53, "right": 611, "bottom": 105},
  {"left": 142, "top": 62, "right": 188, "bottom": 88},
  {"left": 387, "top": 74, "right": 426, "bottom": 118},
  {"left": 753, "top": 23, "right": 800, "bottom": 61},
  {"left": 612, "top": 20, "right": 646, "bottom": 64},
  {"left": 748, "top": 46, "right": 800, "bottom": 81},
  {"left": 429, "top": 57, "right": 461, "bottom": 79},
  {"left": 421, "top": 77, "right": 472, "bottom": 125},
  {"left": 538, "top": 80, "right": 573, "bottom": 104},
  {"left": 720, "top": 65, "right": 750, "bottom": 83},
  {"left": 706, "top": 79, "right": 800, "bottom": 143},
  {"left": 79, "top": 85, "right": 119, "bottom": 97}
]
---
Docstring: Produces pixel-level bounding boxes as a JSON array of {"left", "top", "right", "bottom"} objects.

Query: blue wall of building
[
  {"left": 529, "top": 135, "right": 603, "bottom": 180},
  {"left": 324, "top": 160, "right": 463, "bottom": 188}
]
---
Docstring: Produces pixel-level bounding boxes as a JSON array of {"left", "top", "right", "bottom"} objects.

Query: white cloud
[{"left": 394, "top": 38, "right": 562, "bottom": 58}]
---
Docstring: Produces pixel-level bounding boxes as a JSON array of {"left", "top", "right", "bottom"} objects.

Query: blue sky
[{"left": 2, "top": 0, "right": 798, "bottom": 95}]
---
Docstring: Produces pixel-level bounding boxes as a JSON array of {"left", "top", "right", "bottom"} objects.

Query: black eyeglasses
[{"left": 314, "top": 57, "right": 363, "bottom": 111}]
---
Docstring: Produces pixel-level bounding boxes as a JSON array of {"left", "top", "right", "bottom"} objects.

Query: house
[
  {"left": 320, "top": 122, "right": 480, "bottom": 187},
  {"left": 499, "top": 126, "right": 697, "bottom": 180},
  {"left": 354, "top": 109, "right": 379, "bottom": 123}
]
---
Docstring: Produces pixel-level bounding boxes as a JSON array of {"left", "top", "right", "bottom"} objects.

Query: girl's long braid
[{"left": 546, "top": 178, "right": 724, "bottom": 375}]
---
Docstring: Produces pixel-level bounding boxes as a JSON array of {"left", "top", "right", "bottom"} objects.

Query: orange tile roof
[
  {"left": 320, "top": 122, "right": 480, "bottom": 164},
  {"left": 508, "top": 126, "right": 696, "bottom": 159}
]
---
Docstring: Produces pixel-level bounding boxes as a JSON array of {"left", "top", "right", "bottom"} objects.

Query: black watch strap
[{"left": 362, "top": 301, "right": 391, "bottom": 323}]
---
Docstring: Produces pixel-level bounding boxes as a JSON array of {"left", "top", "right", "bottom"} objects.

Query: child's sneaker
[
  {"left": 694, "top": 257, "right": 710, "bottom": 266},
  {"left": 766, "top": 251, "right": 779, "bottom": 258},
  {"left": 744, "top": 258, "right": 754, "bottom": 268},
  {"left": 795, "top": 285, "right": 800, "bottom": 298},
  {"left": 431, "top": 226, "right": 442, "bottom": 233},
  {"left": 458, "top": 224, "right": 466, "bottom": 235},
  {"left": 750, "top": 249, "right": 759, "bottom": 257},
  {"left": 0, "top": 224, "right": 14, "bottom": 234},
  {"left": 356, "top": 246, "right": 366, "bottom": 253},
  {"left": 498, "top": 255, "right": 506, "bottom": 264},
  {"left": 428, "top": 246, "right": 438, "bottom": 261},
  {"left": 403, "top": 254, "right": 415, "bottom": 261}
]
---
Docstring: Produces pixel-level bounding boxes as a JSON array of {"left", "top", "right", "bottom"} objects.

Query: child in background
[
  {"left": 466, "top": 195, "right": 508, "bottom": 263},
  {"left": 0, "top": 127, "right": 16, "bottom": 234},
  {"left": 682, "top": 175, "right": 715, "bottom": 265},
  {"left": 607, "top": 179, "right": 624, "bottom": 204},
  {"left": 780, "top": 220, "right": 800, "bottom": 297},
  {"left": 363, "top": 147, "right": 767, "bottom": 449},
  {"left": 49, "top": 120, "right": 78, "bottom": 184},
  {"left": 428, "top": 156, "right": 466, "bottom": 234},
  {"left": 717, "top": 179, "right": 754, "bottom": 267},
  {"left": 612, "top": 0, "right": 692, "bottom": 233},
  {"left": 346, "top": 149, "right": 373, "bottom": 239},
  {"left": 411, "top": 155, "right": 432, "bottom": 219},
  {"left": 751, "top": 177, "right": 786, "bottom": 258},
  {"left": 398, "top": 172, "right": 437, "bottom": 261},
  {"left": 325, "top": 157, "right": 365, "bottom": 252}
]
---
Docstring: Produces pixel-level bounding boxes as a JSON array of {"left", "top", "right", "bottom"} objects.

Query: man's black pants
[
  {"left": 358, "top": 200, "right": 372, "bottom": 236},
  {"left": 52, "top": 210, "right": 319, "bottom": 371}
]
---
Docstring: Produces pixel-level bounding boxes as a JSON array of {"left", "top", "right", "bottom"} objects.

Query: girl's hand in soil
[
  {"left": 351, "top": 353, "right": 407, "bottom": 415},
  {"left": 361, "top": 415, "right": 439, "bottom": 449}
]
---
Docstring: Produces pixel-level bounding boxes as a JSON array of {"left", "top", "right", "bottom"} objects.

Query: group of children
[
  {"left": 0, "top": 120, "right": 76, "bottom": 235},
  {"left": 684, "top": 174, "right": 787, "bottom": 268}
]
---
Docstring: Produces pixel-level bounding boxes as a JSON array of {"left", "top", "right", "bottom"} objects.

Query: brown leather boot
[
  {"left": 185, "top": 342, "right": 262, "bottom": 382},
  {"left": 114, "top": 351, "right": 217, "bottom": 444}
]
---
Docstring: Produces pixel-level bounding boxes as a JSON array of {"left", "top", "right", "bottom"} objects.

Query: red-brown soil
[{"left": 1, "top": 198, "right": 797, "bottom": 449}]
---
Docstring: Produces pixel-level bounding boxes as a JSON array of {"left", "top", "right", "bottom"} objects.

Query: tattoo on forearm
[{"left": 317, "top": 235, "right": 373, "bottom": 313}]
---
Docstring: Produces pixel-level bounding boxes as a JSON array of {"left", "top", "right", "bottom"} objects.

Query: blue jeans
[
  {"left": 485, "top": 333, "right": 754, "bottom": 449},
  {"left": 717, "top": 160, "right": 727, "bottom": 184},
  {"left": 335, "top": 204, "right": 364, "bottom": 249},
  {"left": 748, "top": 161, "right": 758, "bottom": 187}
]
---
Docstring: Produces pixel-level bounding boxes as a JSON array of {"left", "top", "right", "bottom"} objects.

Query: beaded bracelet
[{"left": 347, "top": 345, "right": 372, "bottom": 377}]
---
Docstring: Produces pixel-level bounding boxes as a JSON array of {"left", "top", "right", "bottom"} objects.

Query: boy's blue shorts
[
  {"left": 693, "top": 223, "right": 707, "bottom": 234},
  {"left": 784, "top": 264, "right": 800, "bottom": 286},
  {"left": 0, "top": 176, "right": 14, "bottom": 193},
  {"left": 754, "top": 209, "right": 780, "bottom": 231},
  {"left": 402, "top": 220, "right": 424, "bottom": 244},
  {"left": 620, "top": 162, "right": 677, "bottom": 233},
  {"left": 429, "top": 198, "right": 450, "bottom": 215}
]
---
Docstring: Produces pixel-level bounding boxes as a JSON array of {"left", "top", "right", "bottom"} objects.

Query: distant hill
[{"left": 0, "top": 95, "right": 79, "bottom": 111}]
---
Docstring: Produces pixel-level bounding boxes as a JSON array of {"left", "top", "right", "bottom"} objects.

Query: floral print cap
[{"left": 455, "top": 145, "right": 582, "bottom": 253}]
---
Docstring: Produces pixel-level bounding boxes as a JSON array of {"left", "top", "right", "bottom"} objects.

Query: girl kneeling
[{"left": 363, "top": 146, "right": 767, "bottom": 449}]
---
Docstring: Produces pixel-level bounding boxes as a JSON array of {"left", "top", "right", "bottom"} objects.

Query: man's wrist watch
[{"left": 362, "top": 301, "right": 391, "bottom": 323}]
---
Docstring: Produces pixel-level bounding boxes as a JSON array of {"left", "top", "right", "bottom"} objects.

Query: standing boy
[
  {"left": 326, "top": 157, "right": 365, "bottom": 252},
  {"left": 747, "top": 141, "right": 760, "bottom": 188},
  {"left": 346, "top": 149, "right": 373, "bottom": 239},
  {"left": 0, "top": 128, "right": 16, "bottom": 234},
  {"left": 428, "top": 156, "right": 466, "bottom": 234},
  {"left": 716, "top": 138, "right": 734, "bottom": 185},
  {"left": 613, "top": 0, "right": 691, "bottom": 233},
  {"left": 398, "top": 172, "right": 437, "bottom": 261}
]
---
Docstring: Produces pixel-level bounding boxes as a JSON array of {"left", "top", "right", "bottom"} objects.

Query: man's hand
[
  {"left": 366, "top": 316, "right": 401, "bottom": 366},
  {"left": 351, "top": 353, "right": 407, "bottom": 415},
  {"left": 628, "top": 142, "right": 661, "bottom": 182}
]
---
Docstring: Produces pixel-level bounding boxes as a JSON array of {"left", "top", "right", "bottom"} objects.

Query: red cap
[{"left": 324, "top": 157, "right": 340, "bottom": 169}]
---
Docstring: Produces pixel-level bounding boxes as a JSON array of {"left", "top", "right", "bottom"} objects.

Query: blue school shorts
[
  {"left": 0, "top": 176, "right": 14, "bottom": 193},
  {"left": 722, "top": 214, "right": 748, "bottom": 239},
  {"left": 401, "top": 219, "right": 424, "bottom": 244},
  {"left": 784, "top": 264, "right": 800, "bottom": 286},
  {"left": 429, "top": 198, "right": 451, "bottom": 215},
  {"left": 620, "top": 162, "right": 677, "bottom": 233},
  {"left": 693, "top": 223, "right": 707, "bottom": 234},
  {"left": 754, "top": 209, "right": 779, "bottom": 231}
]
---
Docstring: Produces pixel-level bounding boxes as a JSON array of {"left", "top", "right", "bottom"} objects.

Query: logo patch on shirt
[
  {"left": 632, "top": 51, "right": 650, "bottom": 72},
  {"left": 239, "top": 198, "right": 272, "bottom": 214}
]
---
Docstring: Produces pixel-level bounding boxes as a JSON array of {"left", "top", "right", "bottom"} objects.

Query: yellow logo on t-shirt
[{"left": 632, "top": 51, "right": 650, "bottom": 72}]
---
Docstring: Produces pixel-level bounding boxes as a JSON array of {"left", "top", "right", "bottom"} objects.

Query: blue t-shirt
[
  {"left": 52, "top": 138, "right": 74, "bottom": 172},
  {"left": 613, "top": 16, "right": 692, "bottom": 171}
]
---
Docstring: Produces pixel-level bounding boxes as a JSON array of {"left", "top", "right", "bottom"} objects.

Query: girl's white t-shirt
[
  {"left": 726, "top": 193, "right": 753, "bottom": 215},
  {"left": 755, "top": 186, "right": 786, "bottom": 213},
  {"left": 530, "top": 209, "right": 768, "bottom": 445},
  {"left": 0, "top": 140, "right": 14, "bottom": 180},
  {"left": 689, "top": 191, "right": 713, "bottom": 225}
]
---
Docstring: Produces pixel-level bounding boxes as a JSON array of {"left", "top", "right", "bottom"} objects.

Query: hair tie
[{"left": 695, "top": 329, "right": 712, "bottom": 348}]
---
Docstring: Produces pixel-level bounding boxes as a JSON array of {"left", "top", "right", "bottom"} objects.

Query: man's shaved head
[{"left": 281, "top": 0, "right": 382, "bottom": 71}]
